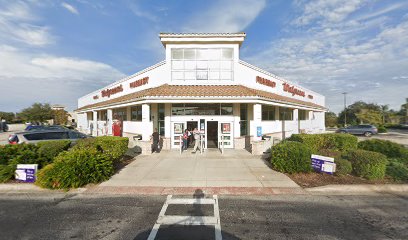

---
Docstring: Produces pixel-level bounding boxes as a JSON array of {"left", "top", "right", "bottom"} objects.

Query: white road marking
[{"left": 147, "top": 194, "right": 222, "bottom": 240}]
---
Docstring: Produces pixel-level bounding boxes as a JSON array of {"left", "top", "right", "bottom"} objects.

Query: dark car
[
  {"left": 25, "top": 125, "right": 66, "bottom": 131},
  {"left": 337, "top": 124, "right": 378, "bottom": 137},
  {"left": 8, "top": 129, "right": 89, "bottom": 144}
]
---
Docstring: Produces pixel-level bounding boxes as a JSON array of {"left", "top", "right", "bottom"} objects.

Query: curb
[
  {"left": 305, "top": 184, "right": 408, "bottom": 195},
  {"left": 84, "top": 186, "right": 307, "bottom": 196}
]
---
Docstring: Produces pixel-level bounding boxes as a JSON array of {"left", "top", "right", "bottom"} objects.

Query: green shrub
[
  {"left": 0, "top": 144, "right": 39, "bottom": 165},
  {"left": 0, "top": 160, "right": 18, "bottom": 183},
  {"left": 343, "top": 149, "right": 388, "bottom": 180},
  {"left": 317, "top": 149, "right": 342, "bottom": 160},
  {"left": 335, "top": 159, "right": 352, "bottom": 176},
  {"left": 270, "top": 141, "right": 312, "bottom": 174},
  {"left": 386, "top": 159, "right": 408, "bottom": 181},
  {"left": 37, "top": 140, "right": 71, "bottom": 166},
  {"left": 358, "top": 139, "right": 408, "bottom": 160},
  {"left": 377, "top": 125, "right": 387, "bottom": 133},
  {"left": 36, "top": 147, "right": 114, "bottom": 189},
  {"left": 74, "top": 136, "right": 129, "bottom": 162},
  {"left": 288, "top": 133, "right": 358, "bottom": 153}
]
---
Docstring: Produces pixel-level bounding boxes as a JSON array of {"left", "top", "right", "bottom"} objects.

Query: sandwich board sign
[
  {"left": 311, "top": 154, "right": 336, "bottom": 174},
  {"left": 15, "top": 164, "right": 38, "bottom": 182}
]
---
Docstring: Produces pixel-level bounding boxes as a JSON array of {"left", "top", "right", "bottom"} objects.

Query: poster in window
[
  {"left": 222, "top": 123, "right": 231, "bottom": 134},
  {"left": 174, "top": 123, "right": 183, "bottom": 134}
]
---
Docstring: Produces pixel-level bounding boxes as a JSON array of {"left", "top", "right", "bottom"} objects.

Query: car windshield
[{"left": 24, "top": 131, "right": 70, "bottom": 140}]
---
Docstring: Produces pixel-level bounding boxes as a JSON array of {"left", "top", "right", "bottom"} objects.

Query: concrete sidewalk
[{"left": 99, "top": 149, "right": 299, "bottom": 188}]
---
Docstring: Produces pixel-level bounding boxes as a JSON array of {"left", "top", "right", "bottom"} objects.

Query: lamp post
[{"left": 342, "top": 92, "right": 347, "bottom": 127}]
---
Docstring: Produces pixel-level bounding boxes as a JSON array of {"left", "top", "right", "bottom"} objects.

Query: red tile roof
[{"left": 76, "top": 84, "right": 325, "bottom": 111}]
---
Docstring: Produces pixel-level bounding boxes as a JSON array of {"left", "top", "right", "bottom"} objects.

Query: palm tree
[{"left": 380, "top": 104, "right": 389, "bottom": 124}]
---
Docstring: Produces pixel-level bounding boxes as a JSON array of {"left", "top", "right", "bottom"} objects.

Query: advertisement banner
[
  {"left": 15, "top": 164, "right": 38, "bottom": 182},
  {"left": 311, "top": 154, "right": 336, "bottom": 174}
]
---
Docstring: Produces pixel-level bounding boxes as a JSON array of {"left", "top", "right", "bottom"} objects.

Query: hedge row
[
  {"left": 343, "top": 149, "right": 388, "bottom": 180},
  {"left": 358, "top": 139, "right": 408, "bottom": 160},
  {"left": 270, "top": 141, "right": 312, "bottom": 174},
  {"left": 36, "top": 136, "right": 129, "bottom": 189},
  {"left": 0, "top": 141, "right": 70, "bottom": 182},
  {"left": 288, "top": 133, "right": 358, "bottom": 153}
]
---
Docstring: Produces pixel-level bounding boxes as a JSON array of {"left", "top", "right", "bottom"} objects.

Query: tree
[
  {"left": 338, "top": 101, "right": 381, "bottom": 126},
  {"left": 325, "top": 111, "right": 337, "bottom": 127},
  {"left": 380, "top": 104, "right": 389, "bottom": 124},
  {"left": 0, "top": 112, "right": 15, "bottom": 122},
  {"left": 18, "top": 103, "right": 53, "bottom": 123},
  {"left": 355, "top": 108, "right": 382, "bottom": 125},
  {"left": 53, "top": 109, "right": 69, "bottom": 125}
]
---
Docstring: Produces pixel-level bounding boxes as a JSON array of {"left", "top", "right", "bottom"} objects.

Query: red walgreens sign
[
  {"left": 282, "top": 83, "right": 305, "bottom": 97},
  {"left": 101, "top": 85, "right": 123, "bottom": 98},
  {"left": 256, "top": 76, "right": 276, "bottom": 88}
]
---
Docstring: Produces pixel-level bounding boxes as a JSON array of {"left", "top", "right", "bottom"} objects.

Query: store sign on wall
[
  {"left": 256, "top": 76, "right": 276, "bottom": 88},
  {"left": 282, "top": 83, "right": 305, "bottom": 97},
  {"left": 130, "top": 77, "right": 149, "bottom": 88},
  {"left": 93, "top": 95, "right": 99, "bottom": 100},
  {"left": 101, "top": 85, "right": 123, "bottom": 98}
]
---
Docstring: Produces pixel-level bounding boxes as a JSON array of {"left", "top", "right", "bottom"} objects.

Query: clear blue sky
[{"left": 0, "top": 0, "right": 407, "bottom": 113}]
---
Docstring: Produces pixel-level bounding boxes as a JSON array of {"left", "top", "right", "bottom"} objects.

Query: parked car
[
  {"left": 25, "top": 125, "right": 66, "bottom": 131},
  {"left": 8, "top": 129, "right": 89, "bottom": 144},
  {"left": 336, "top": 124, "right": 378, "bottom": 137}
]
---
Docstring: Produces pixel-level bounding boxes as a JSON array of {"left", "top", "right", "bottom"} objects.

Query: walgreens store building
[{"left": 76, "top": 33, "right": 326, "bottom": 154}]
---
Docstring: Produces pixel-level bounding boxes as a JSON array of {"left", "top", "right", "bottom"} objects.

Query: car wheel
[{"left": 364, "top": 132, "right": 372, "bottom": 137}]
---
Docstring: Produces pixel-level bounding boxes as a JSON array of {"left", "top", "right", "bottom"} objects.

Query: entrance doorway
[
  {"left": 186, "top": 121, "right": 198, "bottom": 149},
  {"left": 207, "top": 121, "right": 218, "bottom": 148}
]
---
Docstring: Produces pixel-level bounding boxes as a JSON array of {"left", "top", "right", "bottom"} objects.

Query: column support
[{"left": 107, "top": 109, "right": 113, "bottom": 135}]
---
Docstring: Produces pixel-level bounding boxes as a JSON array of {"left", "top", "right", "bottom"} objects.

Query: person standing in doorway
[
  {"left": 151, "top": 128, "right": 160, "bottom": 153},
  {"left": 192, "top": 128, "right": 200, "bottom": 153},
  {"left": 89, "top": 122, "right": 94, "bottom": 135},
  {"left": 182, "top": 129, "right": 189, "bottom": 151}
]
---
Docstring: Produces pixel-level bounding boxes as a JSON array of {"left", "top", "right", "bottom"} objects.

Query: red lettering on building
[
  {"left": 130, "top": 77, "right": 149, "bottom": 88},
  {"left": 256, "top": 76, "right": 276, "bottom": 88},
  {"left": 101, "top": 85, "right": 123, "bottom": 98},
  {"left": 308, "top": 94, "right": 313, "bottom": 99},
  {"left": 282, "top": 83, "right": 305, "bottom": 97}
]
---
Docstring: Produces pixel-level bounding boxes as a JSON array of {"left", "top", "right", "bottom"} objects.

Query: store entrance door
[
  {"left": 207, "top": 121, "right": 218, "bottom": 148},
  {"left": 187, "top": 121, "right": 198, "bottom": 149}
]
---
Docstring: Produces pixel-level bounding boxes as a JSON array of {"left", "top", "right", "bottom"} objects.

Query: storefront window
[
  {"left": 171, "top": 48, "right": 233, "bottom": 81},
  {"left": 279, "top": 107, "right": 293, "bottom": 121},
  {"left": 113, "top": 108, "right": 127, "bottom": 121},
  {"left": 262, "top": 105, "right": 276, "bottom": 121},
  {"left": 299, "top": 110, "right": 309, "bottom": 120},
  {"left": 240, "top": 104, "right": 248, "bottom": 136},
  {"left": 98, "top": 110, "right": 107, "bottom": 121},
  {"left": 131, "top": 106, "right": 142, "bottom": 121},
  {"left": 171, "top": 104, "right": 233, "bottom": 116}
]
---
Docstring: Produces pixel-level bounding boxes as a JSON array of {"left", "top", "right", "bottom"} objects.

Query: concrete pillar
[
  {"left": 233, "top": 103, "right": 240, "bottom": 137},
  {"left": 150, "top": 103, "right": 158, "bottom": 129},
  {"left": 107, "top": 109, "right": 113, "bottom": 135},
  {"left": 293, "top": 109, "right": 299, "bottom": 134},
  {"left": 164, "top": 103, "right": 171, "bottom": 138},
  {"left": 92, "top": 111, "right": 98, "bottom": 136},
  {"left": 252, "top": 104, "right": 262, "bottom": 141},
  {"left": 141, "top": 104, "right": 153, "bottom": 141}
]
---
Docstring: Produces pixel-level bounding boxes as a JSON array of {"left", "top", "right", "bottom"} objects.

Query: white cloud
[
  {"left": 61, "top": 2, "right": 79, "bottom": 15},
  {"left": 183, "top": 0, "right": 266, "bottom": 32},
  {"left": 293, "top": 0, "right": 368, "bottom": 26},
  {"left": 246, "top": 3, "right": 408, "bottom": 113},
  {"left": 0, "top": 45, "right": 125, "bottom": 111},
  {"left": 0, "top": 1, "right": 54, "bottom": 46}
]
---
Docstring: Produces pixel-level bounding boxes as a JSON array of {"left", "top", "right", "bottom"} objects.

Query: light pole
[{"left": 342, "top": 92, "right": 347, "bottom": 127}]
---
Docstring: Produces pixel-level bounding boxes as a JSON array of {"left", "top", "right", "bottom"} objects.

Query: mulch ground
[{"left": 287, "top": 172, "right": 395, "bottom": 188}]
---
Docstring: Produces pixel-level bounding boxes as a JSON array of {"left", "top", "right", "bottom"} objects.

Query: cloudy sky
[{"left": 0, "top": 0, "right": 407, "bottom": 113}]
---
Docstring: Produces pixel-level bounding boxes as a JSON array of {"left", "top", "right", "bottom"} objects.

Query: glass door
[
  {"left": 171, "top": 122, "right": 185, "bottom": 149},
  {"left": 218, "top": 122, "right": 233, "bottom": 149}
]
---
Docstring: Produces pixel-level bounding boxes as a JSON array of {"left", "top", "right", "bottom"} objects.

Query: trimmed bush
[
  {"left": 343, "top": 149, "right": 388, "bottom": 180},
  {"left": 74, "top": 136, "right": 129, "bottom": 162},
  {"left": 288, "top": 133, "right": 358, "bottom": 153},
  {"left": 36, "top": 147, "right": 114, "bottom": 189},
  {"left": 37, "top": 140, "right": 72, "bottom": 166},
  {"left": 386, "top": 159, "right": 408, "bottom": 181},
  {"left": 0, "top": 144, "right": 39, "bottom": 165},
  {"left": 335, "top": 159, "right": 352, "bottom": 176},
  {"left": 270, "top": 141, "right": 312, "bottom": 173},
  {"left": 317, "top": 149, "right": 342, "bottom": 160},
  {"left": 358, "top": 139, "right": 408, "bottom": 160},
  {"left": 377, "top": 125, "right": 387, "bottom": 133},
  {"left": 0, "top": 160, "right": 18, "bottom": 183}
]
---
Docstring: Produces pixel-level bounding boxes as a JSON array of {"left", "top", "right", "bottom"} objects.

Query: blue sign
[
  {"left": 311, "top": 155, "right": 336, "bottom": 174},
  {"left": 257, "top": 126, "right": 262, "bottom": 137},
  {"left": 15, "top": 164, "right": 38, "bottom": 182}
]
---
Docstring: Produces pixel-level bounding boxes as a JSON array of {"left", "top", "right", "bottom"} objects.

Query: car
[
  {"left": 8, "top": 129, "right": 90, "bottom": 144},
  {"left": 25, "top": 125, "right": 67, "bottom": 131},
  {"left": 336, "top": 124, "right": 378, "bottom": 137}
]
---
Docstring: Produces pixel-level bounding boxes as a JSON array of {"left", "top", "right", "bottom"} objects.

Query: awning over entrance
[{"left": 76, "top": 84, "right": 326, "bottom": 112}]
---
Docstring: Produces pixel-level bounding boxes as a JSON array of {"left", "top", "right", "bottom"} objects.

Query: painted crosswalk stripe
[{"left": 147, "top": 194, "right": 222, "bottom": 240}]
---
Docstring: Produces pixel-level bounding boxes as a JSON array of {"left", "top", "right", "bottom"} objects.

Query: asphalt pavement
[{"left": 0, "top": 192, "right": 407, "bottom": 240}]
